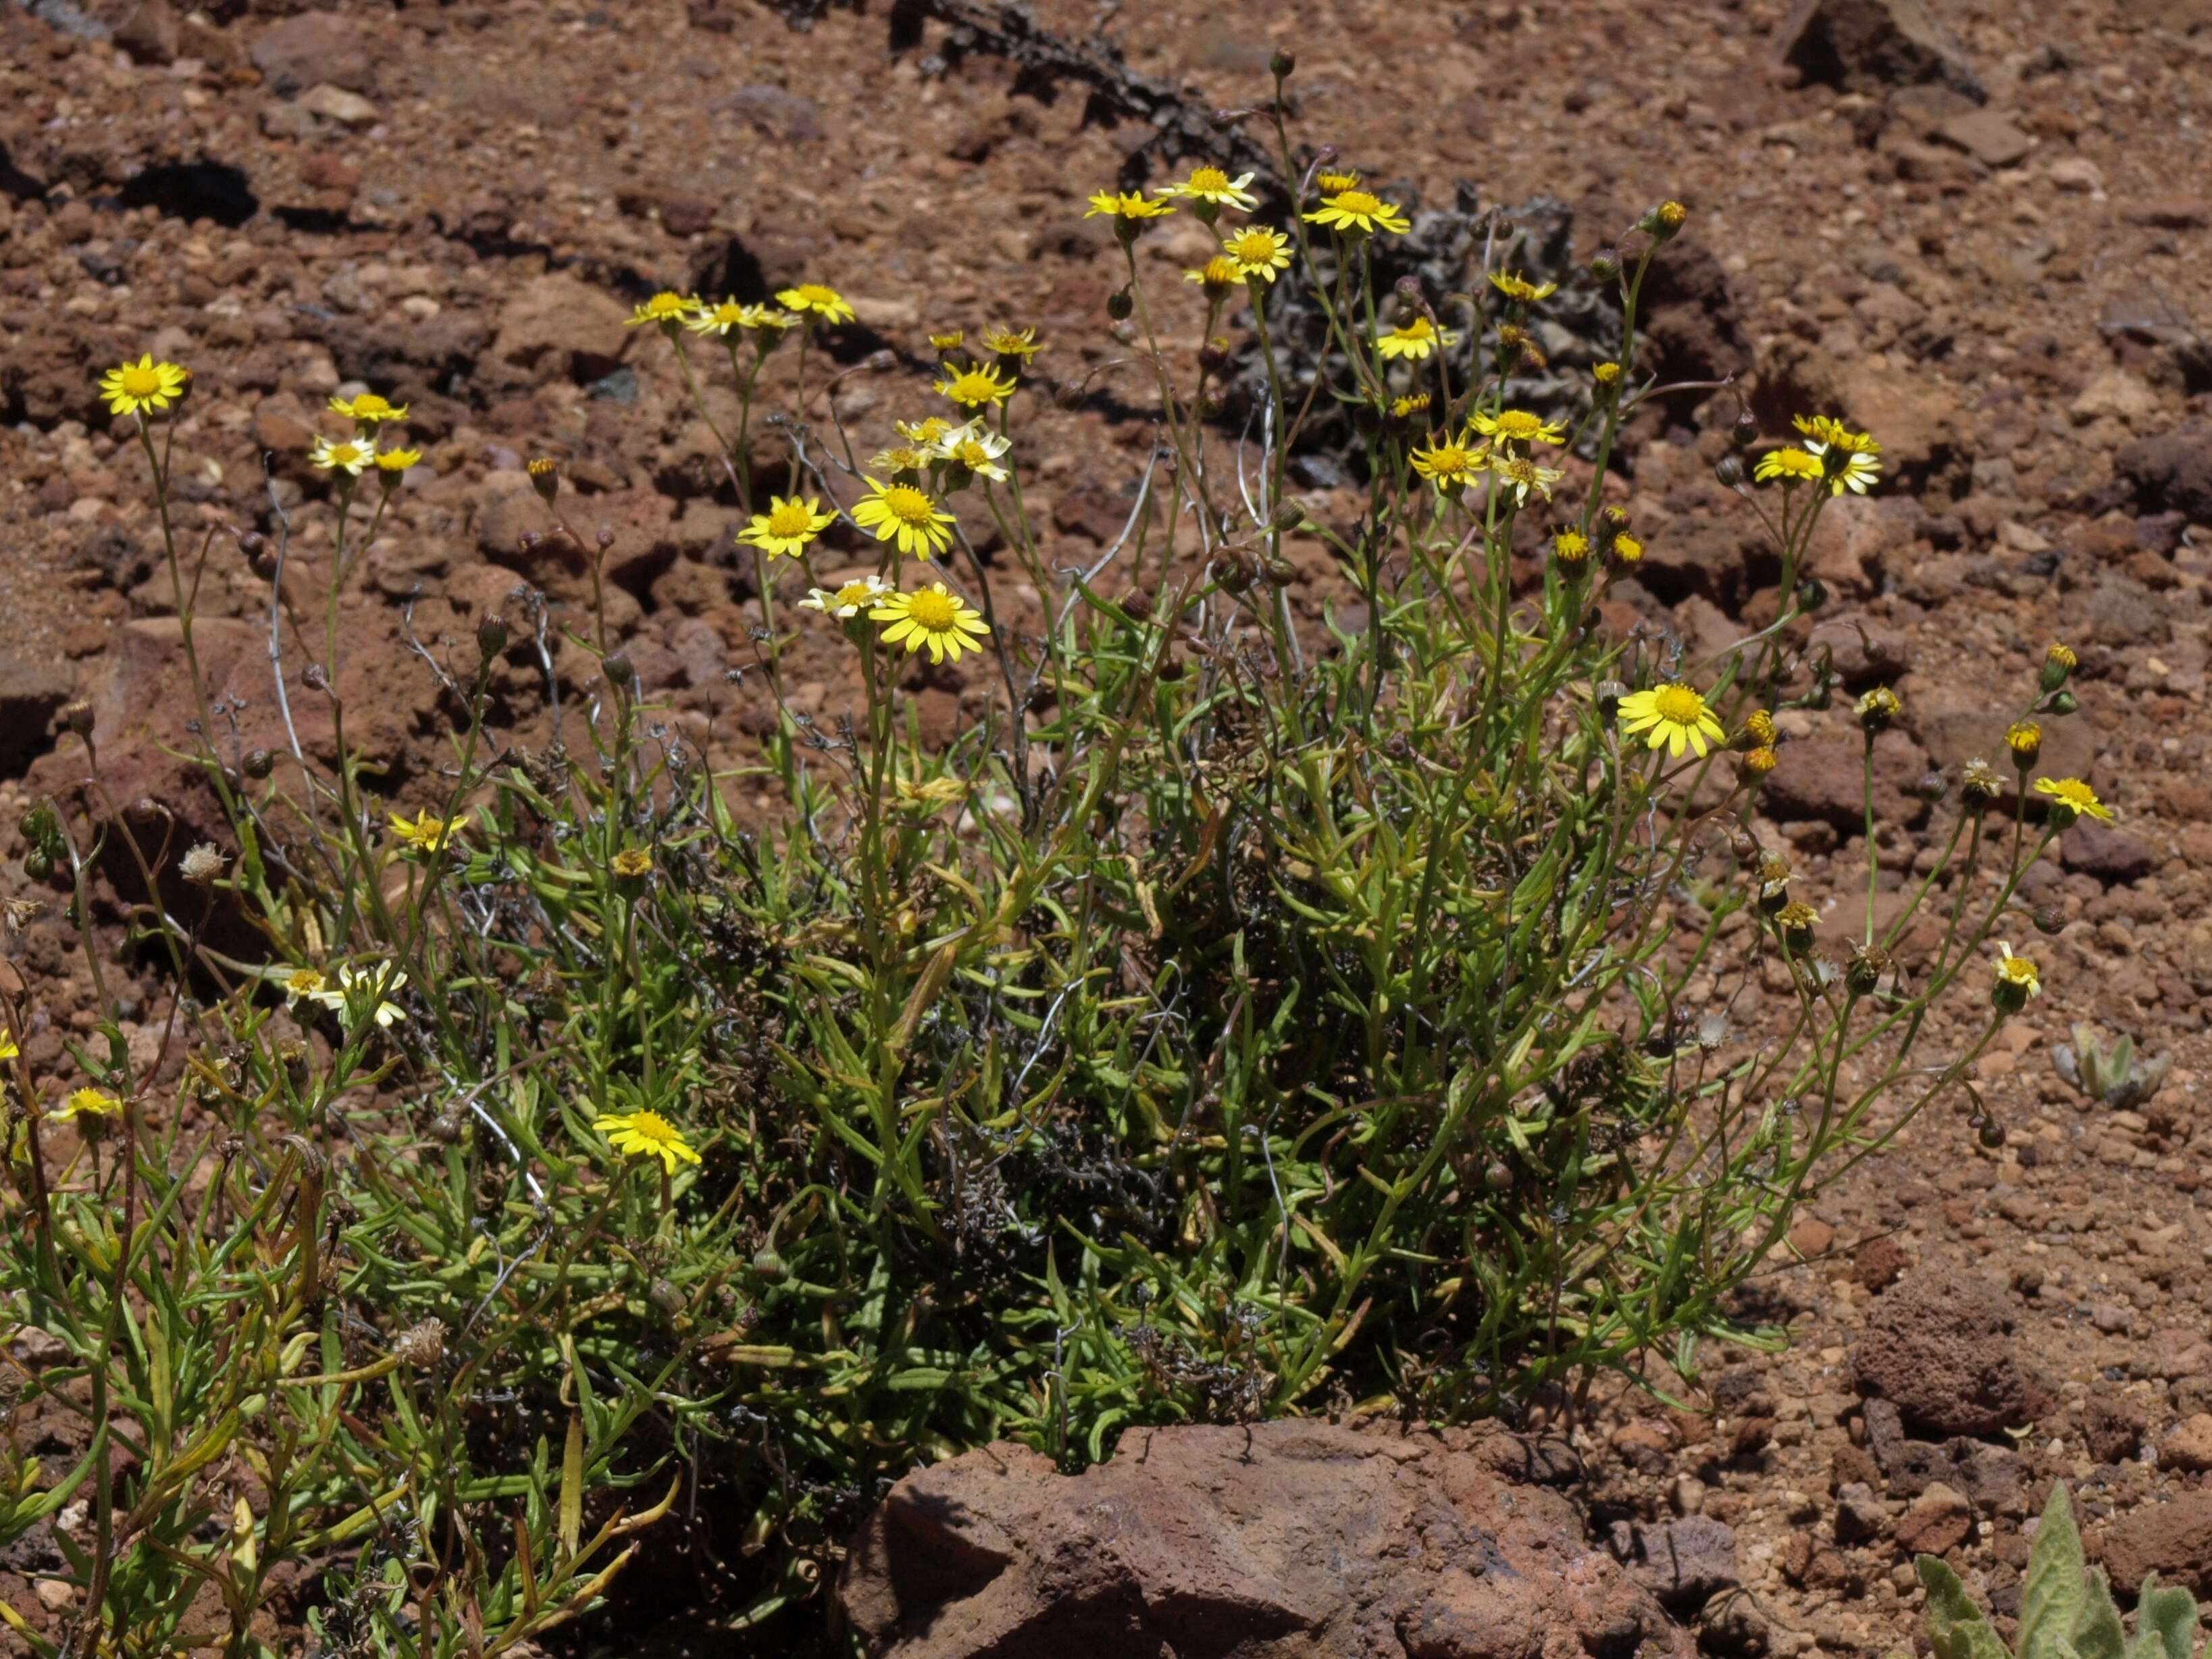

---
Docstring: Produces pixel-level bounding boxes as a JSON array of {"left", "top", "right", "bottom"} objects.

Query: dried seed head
[
  {"left": 178, "top": 842, "right": 226, "bottom": 885},
  {"left": 391, "top": 1317, "right": 447, "bottom": 1371}
]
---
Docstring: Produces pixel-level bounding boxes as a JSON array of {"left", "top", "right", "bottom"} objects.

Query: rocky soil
[{"left": 3, "top": 0, "right": 2212, "bottom": 1654}]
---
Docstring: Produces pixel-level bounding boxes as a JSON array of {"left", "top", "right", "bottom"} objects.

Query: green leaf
[
  {"left": 2022, "top": 1484, "right": 2088, "bottom": 1659},
  {"left": 2074, "top": 1569, "right": 2126, "bottom": 1659},
  {"left": 2130, "top": 1581, "right": 2199, "bottom": 1659},
  {"left": 1920, "top": 1556, "right": 2012, "bottom": 1659}
]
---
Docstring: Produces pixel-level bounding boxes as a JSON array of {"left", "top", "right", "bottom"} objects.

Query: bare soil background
[{"left": 4, "top": 0, "right": 2212, "bottom": 1654}]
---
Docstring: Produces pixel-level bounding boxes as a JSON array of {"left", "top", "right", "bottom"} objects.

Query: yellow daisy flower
[
  {"left": 1187, "top": 255, "right": 1244, "bottom": 297},
  {"left": 98, "top": 353, "right": 188, "bottom": 417},
  {"left": 53, "top": 1087, "right": 121, "bottom": 1124},
  {"left": 311, "top": 436, "right": 374, "bottom": 476},
  {"left": 1316, "top": 170, "right": 1362, "bottom": 194},
  {"left": 1158, "top": 164, "right": 1258, "bottom": 211},
  {"left": 776, "top": 283, "right": 856, "bottom": 324},
  {"left": 983, "top": 325, "right": 1043, "bottom": 359},
  {"left": 1390, "top": 393, "right": 1432, "bottom": 421},
  {"left": 1470, "top": 407, "right": 1566, "bottom": 446},
  {"left": 1223, "top": 226, "right": 1293, "bottom": 282},
  {"left": 283, "top": 966, "right": 336, "bottom": 1009},
  {"left": 338, "top": 963, "right": 408, "bottom": 1029},
  {"left": 596, "top": 1108, "right": 702, "bottom": 1175},
  {"left": 738, "top": 495, "right": 837, "bottom": 560},
  {"left": 935, "top": 419, "right": 1010, "bottom": 482},
  {"left": 928, "top": 329, "right": 967, "bottom": 351},
  {"left": 896, "top": 415, "right": 956, "bottom": 446},
  {"left": 935, "top": 362, "right": 1018, "bottom": 409},
  {"left": 800, "top": 573, "right": 893, "bottom": 619},
  {"left": 1617, "top": 682, "right": 1726, "bottom": 759},
  {"left": 390, "top": 811, "right": 462, "bottom": 854},
  {"left": 329, "top": 391, "right": 408, "bottom": 423},
  {"left": 625, "top": 291, "right": 698, "bottom": 327},
  {"left": 870, "top": 582, "right": 992, "bottom": 665},
  {"left": 611, "top": 847, "right": 653, "bottom": 879},
  {"left": 376, "top": 447, "right": 423, "bottom": 477},
  {"left": 871, "top": 444, "right": 933, "bottom": 474},
  {"left": 1754, "top": 447, "right": 1824, "bottom": 486},
  {"left": 1302, "top": 189, "right": 1411, "bottom": 236},
  {"left": 1552, "top": 528, "right": 1591, "bottom": 567},
  {"left": 1992, "top": 941, "right": 2041, "bottom": 1000},
  {"left": 2034, "top": 777, "right": 2113, "bottom": 823},
  {"left": 1083, "top": 189, "right": 1175, "bottom": 223},
  {"left": 1377, "top": 316, "right": 1458, "bottom": 361},
  {"left": 1410, "top": 432, "right": 1483, "bottom": 494},
  {"left": 1612, "top": 532, "right": 1645, "bottom": 563},
  {"left": 1487, "top": 270, "right": 1558, "bottom": 304},
  {"left": 852, "top": 476, "right": 956, "bottom": 560},
  {"left": 689, "top": 301, "right": 796, "bottom": 336}
]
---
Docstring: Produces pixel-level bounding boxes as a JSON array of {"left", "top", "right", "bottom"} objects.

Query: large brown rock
[
  {"left": 490, "top": 274, "right": 632, "bottom": 385},
  {"left": 838, "top": 1421, "right": 1695, "bottom": 1659},
  {"left": 1852, "top": 1270, "right": 2053, "bottom": 1437},
  {"left": 1778, "top": 0, "right": 1984, "bottom": 99},
  {"left": 2101, "top": 1494, "right": 2212, "bottom": 1598}
]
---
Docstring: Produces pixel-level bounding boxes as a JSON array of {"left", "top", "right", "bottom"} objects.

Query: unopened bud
[
  {"left": 243, "top": 747, "right": 275, "bottom": 780},
  {"left": 2047, "top": 689, "right": 2078, "bottom": 716},
  {"left": 478, "top": 613, "right": 510, "bottom": 657},
  {"left": 1270, "top": 48, "right": 1295, "bottom": 78},
  {"left": 2040, "top": 640, "right": 2077, "bottom": 694},
  {"left": 1270, "top": 501, "right": 1306, "bottom": 531},
  {"left": 2033, "top": 904, "right": 2065, "bottom": 936},
  {"left": 603, "top": 651, "right": 636, "bottom": 688},
  {"left": 527, "top": 457, "right": 559, "bottom": 503},
  {"left": 1714, "top": 454, "right": 1746, "bottom": 489},
  {"left": 60, "top": 700, "right": 94, "bottom": 738},
  {"left": 1731, "top": 409, "right": 1759, "bottom": 449},
  {"left": 1590, "top": 248, "right": 1620, "bottom": 282},
  {"left": 1977, "top": 1115, "right": 2005, "bottom": 1150},
  {"left": 1796, "top": 576, "right": 1828, "bottom": 612},
  {"left": 1106, "top": 287, "right": 1134, "bottom": 322}
]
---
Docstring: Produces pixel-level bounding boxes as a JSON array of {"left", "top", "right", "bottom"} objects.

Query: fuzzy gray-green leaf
[
  {"left": 2022, "top": 1483, "right": 2088, "bottom": 1659},
  {"left": 2132, "top": 1581, "right": 2200, "bottom": 1659},
  {"left": 2072, "top": 1568, "right": 2125, "bottom": 1659},
  {"left": 1920, "top": 1556, "right": 2013, "bottom": 1659}
]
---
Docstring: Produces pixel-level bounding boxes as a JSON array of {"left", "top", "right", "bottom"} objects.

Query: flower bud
[
  {"left": 243, "top": 747, "right": 275, "bottom": 780},
  {"left": 2047, "top": 689, "right": 2078, "bottom": 716},
  {"left": 1594, "top": 679, "right": 1627, "bottom": 719},
  {"left": 603, "top": 651, "right": 636, "bottom": 689},
  {"left": 1714, "top": 453, "right": 1746, "bottom": 489},
  {"left": 60, "top": 700, "right": 95, "bottom": 738},
  {"left": 1855, "top": 685, "right": 1900, "bottom": 735},
  {"left": 1796, "top": 576, "right": 1828, "bottom": 612},
  {"left": 2033, "top": 904, "right": 2065, "bottom": 936},
  {"left": 2040, "top": 640, "right": 2076, "bottom": 694},
  {"left": 1739, "top": 745, "right": 1779, "bottom": 784},
  {"left": 527, "top": 457, "right": 559, "bottom": 504},
  {"left": 1776, "top": 900, "right": 1819, "bottom": 952},
  {"left": 2005, "top": 720, "right": 2041, "bottom": 769},
  {"left": 1483, "top": 1160, "right": 1513, "bottom": 1194},
  {"left": 1270, "top": 48, "right": 1295, "bottom": 78},
  {"left": 1270, "top": 501, "right": 1306, "bottom": 531},
  {"left": 1915, "top": 769, "right": 1949, "bottom": 804},
  {"left": 477, "top": 612, "right": 510, "bottom": 658},
  {"left": 1731, "top": 409, "right": 1759, "bottom": 449},
  {"left": 1977, "top": 1115, "right": 2006, "bottom": 1150},
  {"left": 1845, "top": 944, "right": 1888, "bottom": 997},
  {"left": 1590, "top": 248, "right": 1621, "bottom": 282},
  {"left": 1106, "top": 287, "right": 1134, "bottom": 322}
]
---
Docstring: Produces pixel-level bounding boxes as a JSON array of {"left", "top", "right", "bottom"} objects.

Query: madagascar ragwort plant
[{"left": 3, "top": 68, "right": 2107, "bottom": 1655}]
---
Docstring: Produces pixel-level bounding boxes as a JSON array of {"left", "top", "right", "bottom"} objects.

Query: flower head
[
  {"left": 896, "top": 415, "right": 956, "bottom": 447},
  {"left": 983, "top": 325, "right": 1044, "bottom": 359},
  {"left": 1470, "top": 407, "right": 1566, "bottom": 447},
  {"left": 596, "top": 1108, "right": 701, "bottom": 1175},
  {"left": 872, "top": 443, "right": 932, "bottom": 474},
  {"left": 1377, "top": 315, "right": 1458, "bottom": 361},
  {"left": 2035, "top": 776, "right": 2112, "bottom": 824},
  {"left": 330, "top": 392, "right": 408, "bottom": 426},
  {"left": 338, "top": 963, "right": 408, "bottom": 1029},
  {"left": 1158, "top": 165, "right": 1258, "bottom": 211},
  {"left": 800, "top": 573, "right": 894, "bottom": 619},
  {"left": 284, "top": 967, "right": 337, "bottom": 1009},
  {"left": 99, "top": 353, "right": 189, "bottom": 417},
  {"left": 935, "top": 419, "right": 1010, "bottom": 482},
  {"left": 852, "top": 476, "right": 956, "bottom": 560},
  {"left": 739, "top": 495, "right": 838, "bottom": 560},
  {"left": 775, "top": 284, "right": 856, "bottom": 324},
  {"left": 611, "top": 847, "right": 652, "bottom": 879},
  {"left": 1611, "top": 531, "right": 1645, "bottom": 563},
  {"left": 1187, "top": 255, "right": 1245, "bottom": 297},
  {"left": 1991, "top": 941, "right": 2042, "bottom": 1011},
  {"left": 1315, "top": 169, "right": 1362, "bottom": 194},
  {"left": 1551, "top": 528, "right": 1591, "bottom": 567},
  {"left": 689, "top": 301, "right": 796, "bottom": 336},
  {"left": 1792, "top": 415, "right": 1883, "bottom": 495},
  {"left": 2042, "top": 640, "right": 2078, "bottom": 693},
  {"left": 1594, "top": 361, "right": 1622, "bottom": 388},
  {"left": 376, "top": 447, "right": 422, "bottom": 479},
  {"left": 1410, "top": 432, "right": 1483, "bottom": 495},
  {"left": 390, "top": 811, "right": 462, "bottom": 855},
  {"left": 1741, "top": 745, "right": 1780, "bottom": 780},
  {"left": 2005, "top": 720, "right": 2042, "bottom": 767},
  {"left": 934, "top": 361, "right": 1018, "bottom": 409},
  {"left": 1389, "top": 392, "right": 1431, "bottom": 422},
  {"left": 1223, "top": 226, "right": 1292, "bottom": 282},
  {"left": 1775, "top": 900, "right": 1821, "bottom": 950},
  {"left": 1488, "top": 453, "right": 1562, "bottom": 505},
  {"left": 1487, "top": 270, "right": 1558, "bottom": 304},
  {"left": 870, "top": 582, "right": 991, "bottom": 664},
  {"left": 1754, "top": 447, "right": 1824, "bottom": 486},
  {"left": 53, "top": 1087, "right": 121, "bottom": 1124},
  {"left": 1961, "top": 757, "right": 2005, "bottom": 808},
  {"left": 1083, "top": 190, "right": 1175, "bottom": 226},
  {"left": 311, "top": 436, "right": 375, "bottom": 477},
  {"left": 927, "top": 329, "right": 966, "bottom": 352},
  {"left": 1304, "top": 189, "right": 1410, "bottom": 236},
  {"left": 1617, "top": 681, "right": 1726, "bottom": 759},
  {"left": 626, "top": 291, "right": 698, "bottom": 328},
  {"left": 1739, "top": 709, "right": 1778, "bottom": 750},
  {"left": 1855, "top": 685, "right": 1901, "bottom": 733}
]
